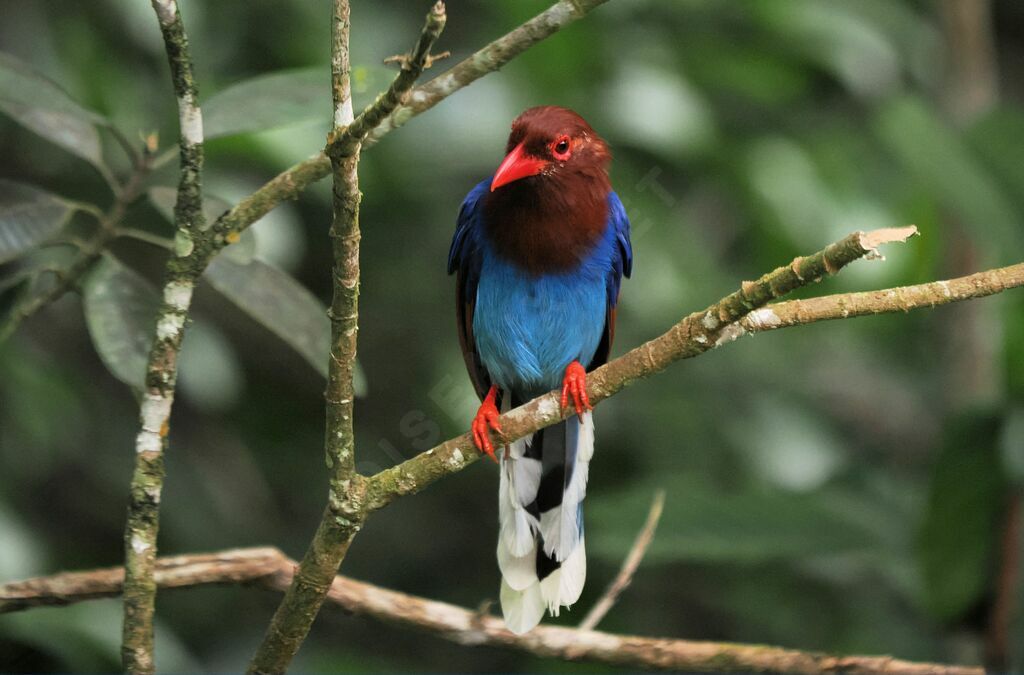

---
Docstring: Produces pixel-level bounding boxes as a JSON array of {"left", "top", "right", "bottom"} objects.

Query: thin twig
[
  {"left": 0, "top": 156, "right": 152, "bottom": 345},
  {"left": 326, "top": 1, "right": 447, "bottom": 160},
  {"left": 123, "top": 1, "right": 206, "bottom": 672},
  {"left": 0, "top": 548, "right": 982, "bottom": 675},
  {"left": 115, "top": 228, "right": 175, "bottom": 250},
  {"left": 579, "top": 490, "right": 665, "bottom": 632},
  {"left": 985, "top": 491, "right": 1021, "bottom": 671}
]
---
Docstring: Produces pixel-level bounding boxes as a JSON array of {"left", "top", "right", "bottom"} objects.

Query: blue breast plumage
[{"left": 473, "top": 242, "right": 608, "bottom": 397}]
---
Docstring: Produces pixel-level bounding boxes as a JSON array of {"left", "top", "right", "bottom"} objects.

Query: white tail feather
[
  {"left": 539, "top": 413, "right": 593, "bottom": 561},
  {"left": 496, "top": 538, "right": 536, "bottom": 590},
  {"left": 500, "top": 578, "right": 545, "bottom": 635},
  {"left": 509, "top": 438, "right": 541, "bottom": 509},
  {"left": 538, "top": 535, "right": 587, "bottom": 616}
]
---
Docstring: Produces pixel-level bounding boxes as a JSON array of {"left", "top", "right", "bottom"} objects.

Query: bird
[{"left": 447, "top": 106, "right": 632, "bottom": 634}]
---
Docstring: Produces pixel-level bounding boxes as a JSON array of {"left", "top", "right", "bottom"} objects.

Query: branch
[
  {"left": 734, "top": 261, "right": 1024, "bottom": 336},
  {"left": 326, "top": 1, "right": 447, "bottom": 160},
  {"left": 247, "top": 4, "right": 447, "bottom": 672},
  {"left": 578, "top": 490, "right": 664, "bottom": 632},
  {"left": 364, "top": 0, "right": 610, "bottom": 144},
  {"left": 0, "top": 157, "right": 152, "bottom": 344},
  {"left": 206, "top": 0, "right": 609, "bottom": 246},
  {"left": 363, "top": 227, "right": 924, "bottom": 510},
  {"left": 0, "top": 549, "right": 982, "bottom": 675},
  {"left": 123, "top": 1, "right": 206, "bottom": 672}
]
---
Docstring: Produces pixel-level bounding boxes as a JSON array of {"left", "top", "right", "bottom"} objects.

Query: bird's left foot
[{"left": 560, "top": 360, "right": 592, "bottom": 420}]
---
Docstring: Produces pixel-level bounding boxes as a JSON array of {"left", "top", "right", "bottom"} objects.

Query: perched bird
[{"left": 448, "top": 106, "right": 632, "bottom": 634}]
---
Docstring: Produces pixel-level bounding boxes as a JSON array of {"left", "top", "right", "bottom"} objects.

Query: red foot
[
  {"left": 472, "top": 385, "right": 503, "bottom": 463},
  {"left": 560, "top": 361, "right": 592, "bottom": 420}
]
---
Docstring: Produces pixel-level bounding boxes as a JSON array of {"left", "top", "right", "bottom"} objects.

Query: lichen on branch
[{"left": 122, "top": 2, "right": 207, "bottom": 672}]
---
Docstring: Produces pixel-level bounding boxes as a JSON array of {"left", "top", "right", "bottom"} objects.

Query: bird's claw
[
  {"left": 471, "top": 387, "right": 502, "bottom": 463},
  {"left": 560, "top": 360, "right": 592, "bottom": 421}
]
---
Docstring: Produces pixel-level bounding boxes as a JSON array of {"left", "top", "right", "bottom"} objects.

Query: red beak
[{"left": 490, "top": 142, "right": 547, "bottom": 192}]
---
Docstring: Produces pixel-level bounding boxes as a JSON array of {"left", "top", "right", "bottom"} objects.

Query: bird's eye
[{"left": 551, "top": 135, "right": 571, "bottom": 161}]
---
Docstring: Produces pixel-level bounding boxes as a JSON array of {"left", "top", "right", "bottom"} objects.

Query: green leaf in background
[
  {"left": 202, "top": 68, "right": 330, "bottom": 139},
  {"left": 588, "top": 476, "right": 881, "bottom": 565},
  {"left": 967, "top": 107, "right": 1024, "bottom": 212},
  {"left": 82, "top": 255, "right": 159, "bottom": 391},
  {"left": 0, "top": 179, "right": 77, "bottom": 264},
  {"left": 873, "top": 96, "right": 1022, "bottom": 252},
  {"left": 0, "top": 52, "right": 107, "bottom": 167},
  {"left": 917, "top": 411, "right": 1008, "bottom": 621},
  {"left": 148, "top": 187, "right": 254, "bottom": 262},
  {"left": 999, "top": 406, "right": 1024, "bottom": 485},
  {"left": 204, "top": 257, "right": 367, "bottom": 394}
]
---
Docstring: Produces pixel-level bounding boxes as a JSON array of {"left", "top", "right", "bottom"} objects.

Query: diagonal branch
[
  {"left": 578, "top": 490, "right": 665, "bottom": 632},
  {"left": 0, "top": 548, "right": 982, "bottom": 675},
  {"left": 363, "top": 0, "right": 611, "bottom": 144},
  {"left": 326, "top": 1, "right": 447, "bottom": 160},
  {"left": 363, "top": 227, "right": 925, "bottom": 510},
  {"left": 122, "top": 1, "right": 207, "bottom": 673},
  {"left": 207, "top": 0, "right": 610, "bottom": 246}
]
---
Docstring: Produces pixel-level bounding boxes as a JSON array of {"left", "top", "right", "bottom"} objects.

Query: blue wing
[
  {"left": 449, "top": 179, "right": 493, "bottom": 401},
  {"left": 591, "top": 191, "right": 632, "bottom": 368}
]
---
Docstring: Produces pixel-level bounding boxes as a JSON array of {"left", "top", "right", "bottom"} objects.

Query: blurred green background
[{"left": 2, "top": 0, "right": 1024, "bottom": 671}]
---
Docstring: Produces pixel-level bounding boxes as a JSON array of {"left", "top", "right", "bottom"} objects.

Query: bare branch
[
  {"left": 578, "top": 490, "right": 664, "bottom": 632},
  {"left": 363, "top": 227, "right": 925, "bottom": 511},
  {"left": 123, "top": 1, "right": 207, "bottom": 671},
  {"left": 0, "top": 549, "right": 982, "bottom": 675},
  {"left": 736, "top": 261, "right": 1024, "bottom": 336}
]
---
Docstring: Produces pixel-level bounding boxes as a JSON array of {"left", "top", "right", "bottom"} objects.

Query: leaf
[
  {"left": 917, "top": 411, "right": 1008, "bottom": 621},
  {"left": 204, "top": 257, "right": 330, "bottom": 378},
  {"left": 588, "top": 476, "right": 881, "bottom": 565},
  {"left": 148, "top": 186, "right": 253, "bottom": 261},
  {"left": 0, "top": 52, "right": 105, "bottom": 122},
  {"left": 202, "top": 68, "right": 330, "bottom": 139},
  {"left": 873, "top": 96, "right": 1022, "bottom": 251},
  {"left": 0, "top": 179, "right": 77, "bottom": 264},
  {"left": 0, "top": 51, "right": 106, "bottom": 166},
  {"left": 82, "top": 255, "right": 159, "bottom": 390}
]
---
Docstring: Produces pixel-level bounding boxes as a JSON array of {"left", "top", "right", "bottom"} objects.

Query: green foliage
[
  {"left": 0, "top": 180, "right": 77, "bottom": 264},
  {"left": 203, "top": 68, "right": 330, "bottom": 139},
  {"left": 204, "top": 257, "right": 332, "bottom": 380},
  {"left": 82, "top": 255, "right": 159, "bottom": 391},
  {"left": 590, "top": 477, "right": 881, "bottom": 565},
  {"left": 917, "top": 411, "right": 1008, "bottom": 621},
  {"left": 0, "top": 52, "right": 109, "bottom": 170}
]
